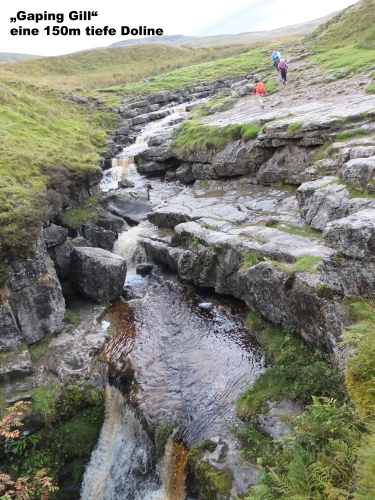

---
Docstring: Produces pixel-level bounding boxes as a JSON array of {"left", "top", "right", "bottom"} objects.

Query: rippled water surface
[{"left": 100, "top": 275, "right": 263, "bottom": 446}]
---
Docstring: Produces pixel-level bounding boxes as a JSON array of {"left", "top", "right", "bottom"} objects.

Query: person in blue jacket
[{"left": 271, "top": 49, "right": 281, "bottom": 72}]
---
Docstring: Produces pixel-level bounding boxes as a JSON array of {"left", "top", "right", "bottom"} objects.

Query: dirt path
[{"left": 200, "top": 57, "right": 375, "bottom": 126}]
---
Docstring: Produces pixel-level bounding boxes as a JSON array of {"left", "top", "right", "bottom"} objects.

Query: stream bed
[{"left": 81, "top": 104, "right": 265, "bottom": 499}]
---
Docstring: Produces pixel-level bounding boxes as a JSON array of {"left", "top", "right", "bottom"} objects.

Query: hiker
[
  {"left": 253, "top": 79, "right": 267, "bottom": 109},
  {"left": 279, "top": 58, "right": 288, "bottom": 84},
  {"left": 271, "top": 49, "right": 280, "bottom": 72}
]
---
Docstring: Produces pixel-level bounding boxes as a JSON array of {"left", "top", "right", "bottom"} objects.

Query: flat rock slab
[
  {"left": 323, "top": 209, "right": 375, "bottom": 259},
  {"left": 101, "top": 193, "right": 152, "bottom": 225},
  {"left": 259, "top": 400, "right": 305, "bottom": 438},
  {"left": 69, "top": 247, "right": 127, "bottom": 303}
]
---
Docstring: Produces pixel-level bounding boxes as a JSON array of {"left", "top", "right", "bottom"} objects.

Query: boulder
[
  {"left": 101, "top": 193, "right": 152, "bottom": 225},
  {"left": 49, "top": 236, "right": 90, "bottom": 280},
  {"left": 323, "top": 209, "right": 375, "bottom": 259},
  {"left": 81, "top": 222, "right": 116, "bottom": 251},
  {"left": 319, "top": 256, "right": 375, "bottom": 296},
  {"left": 11, "top": 274, "right": 66, "bottom": 344},
  {"left": 69, "top": 247, "right": 127, "bottom": 303},
  {"left": 43, "top": 224, "right": 68, "bottom": 247}
]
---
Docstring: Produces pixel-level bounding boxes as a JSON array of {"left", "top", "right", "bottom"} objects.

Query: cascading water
[{"left": 82, "top": 100, "right": 263, "bottom": 499}]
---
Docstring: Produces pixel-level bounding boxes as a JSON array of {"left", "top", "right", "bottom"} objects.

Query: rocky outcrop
[
  {"left": 1, "top": 238, "right": 65, "bottom": 351},
  {"left": 49, "top": 236, "right": 91, "bottom": 280},
  {"left": 323, "top": 209, "right": 375, "bottom": 259},
  {"left": 68, "top": 247, "right": 127, "bottom": 303},
  {"left": 101, "top": 192, "right": 152, "bottom": 225},
  {"left": 0, "top": 346, "right": 33, "bottom": 382},
  {"left": 296, "top": 178, "right": 375, "bottom": 230},
  {"left": 0, "top": 303, "right": 23, "bottom": 351},
  {"left": 10, "top": 273, "right": 66, "bottom": 344},
  {"left": 140, "top": 222, "right": 343, "bottom": 353}
]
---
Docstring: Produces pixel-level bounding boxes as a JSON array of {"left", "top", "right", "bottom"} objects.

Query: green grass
[
  {"left": 316, "top": 0, "right": 375, "bottom": 51},
  {"left": 28, "top": 334, "right": 54, "bottom": 362},
  {"left": 287, "top": 121, "right": 303, "bottom": 132},
  {"left": 169, "top": 121, "right": 261, "bottom": 157},
  {"left": 192, "top": 93, "right": 234, "bottom": 118},
  {"left": 106, "top": 45, "right": 273, "bottom": 100},
  {"left": 62, "top": 196, "right": 100, "bottom": 230},
  {"left": 335, "top": 128, "right": 367, "bottom": 141},
  {"left": 63, "top": 309, "right": 80, "bottom": 326},
  {"left": 0, "top": 82, "right": 112, "bottom": 262},
  {"left": 273, "top": 254, "right": 322, "bottom": 274},
  {"left": 237, "top": 312, "right": 346, "bottom": 419},
  {"left": 241, "top": 253, "right": 260, "bottom": 270},
  {"left": 337, "top": 179, "right": 375, "bottom": 198},
  {"left": 268, "top": 221, "right": 323, "bottom": 239},
  {"left": 0, "top": 44, "right": 260, "bottom": 92},
  {"left": 264, "top": 78, "right": 279, "bottom": 94}
]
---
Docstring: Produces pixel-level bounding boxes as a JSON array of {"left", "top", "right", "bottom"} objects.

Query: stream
[{"left": 81, "top": 104, "right": 265, "bottom": 499}]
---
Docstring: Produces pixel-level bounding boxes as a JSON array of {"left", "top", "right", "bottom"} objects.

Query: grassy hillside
[
  {"left": 0, "top": 52, "right": 43, "bottom": 62},
  {"left": 0, "top": 43, "right": 256, "bottom": 91},
  {"left": 310, "top": 0, "right": 375, "bottom": 91},
  {"left": 316, "top": 0, "right": 375, "bottom": 49},
  {"left": 0, "top": 82, "right": 113, "bottom": 265}
]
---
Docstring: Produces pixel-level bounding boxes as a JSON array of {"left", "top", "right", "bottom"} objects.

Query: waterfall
[
  {"left": 161, "top": 439, "right": 189, "bottom": 500},
  {"left": 114, "top": 223, "right": 150, "bottom": 268},
  {"left": 81, "top": 387, "right": 190, "bottom": 500},
  {"left": 81, "top": 386, "right": 161, "bottom": 500}
]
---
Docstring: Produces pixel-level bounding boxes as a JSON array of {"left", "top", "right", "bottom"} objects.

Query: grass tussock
[
  {"left": 273, "top": 254, "right": 322, "bottom": 274},
  {"left": 169, "top": 121, "right": 261, "bottom": 156}
]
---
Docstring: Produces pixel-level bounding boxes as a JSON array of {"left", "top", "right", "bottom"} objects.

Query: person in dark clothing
[{"left": 279, "top": 59, "right": 288, "bottom": 84}]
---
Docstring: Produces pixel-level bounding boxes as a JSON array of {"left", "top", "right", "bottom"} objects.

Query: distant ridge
[
  {"left": 108, "top": 12, "right": 338, "bottom": 49},
  {"left": 109, "top": 34, "right": 189, "bottom": 47},
  {"left": 0, "top": 52, "right": 43, "bottom": 63}
]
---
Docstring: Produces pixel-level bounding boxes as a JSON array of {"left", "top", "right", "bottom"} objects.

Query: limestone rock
[
  {"left": 101, "top": 193, "right": 152, "bottom": 225},
  {"left": 11, "top": 274, "right": 65, "bottom": 344},
  {"left": 0, "top": 302, "right": 23, "bottom": 351},
  {"left": 319, "top": 256, "right": 375, "bottom": 296},
  {"left": 339, "top": 156, "right": 375, "bottom": 188},
  {"left": 43, "top": 224, "right": 68, "bottom": 247},
  {"left": 323, "top": 209, "right": 375, "bottom": 259},
  {"left": 69, "top": 247, "right": 127, "bottom": 303},
  {"left": 0, "top": 347, "right": 33, "bottom": 382},
  {"left": 49, "top": 236, "right": 90, "bottom": 280},
  {"left": 296, "top": 179, "right": 375, "bottom": 230}
]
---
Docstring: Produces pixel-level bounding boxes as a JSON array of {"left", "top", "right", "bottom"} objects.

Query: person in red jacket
[{"left": 253, "top": 79, "right": 267, "bottom": 109}]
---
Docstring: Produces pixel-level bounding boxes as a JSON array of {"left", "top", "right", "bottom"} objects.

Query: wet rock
[
  {"left": 323, "top": 209, "right": 375, "bottom": 259},
  {"left": 259, "top": 400, "right": 304, "bottom": 438},
  {"left": 0, "top": 347, "right": 33, "bottom": 382},
  {"left": 97, "top": 209, "right": 128, "bottom": 234},
  {"left": 0, "top": 302, "right": 23, "bottom": 351},
  {"left": 101, "top": 192, "right": 152, "bottom": 225},
  {"left": 43, "top": 224, "right": 68, "bottom": 248},
  {"left": 136, "top": 264, "right": 154, "bottom": 276},
  {"left": 81, "top": 222, "right": 116, "bottom": 251},
  {"left": 10, "top": 274, "right": 65, "bottom": 344},
  {"left": 136, "top": 161, "right": 168, "bottom": 174},
  {"left": 118, "top": 179, "right": 135, "bottom": 189},
  {"left": 69, "top": 247, "right": 127, "bottom": 303},
  {"left": 257, "top": 146, "right": 311, "bottom": 185},
  {"left": 148, "top": 205, "right": 192, "bottom": 228}
]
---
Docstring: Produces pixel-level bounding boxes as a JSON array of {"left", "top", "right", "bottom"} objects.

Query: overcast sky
[{"left": 1, "top": 0, "right": 357, "bottom": 57}]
